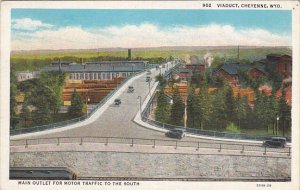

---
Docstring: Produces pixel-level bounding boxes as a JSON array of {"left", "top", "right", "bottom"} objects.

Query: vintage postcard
[{"left": 0, "top": 1, "right": 299, "bottom": 190}]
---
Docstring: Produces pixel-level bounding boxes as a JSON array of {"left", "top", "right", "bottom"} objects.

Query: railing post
[
  {"left": 240, "top": 145, "right": 244, "bottom": 153},
  {"left": 196, "top": 142, "right": 199, "bottom": 151},
  {"left": 130, "top": 139, "right": 134, "bottom": 147},
  {"left": 152, "top": 139, "right": 155, "bottom": 148},
  {"left": 80, "top": 137, "right": 83, "bottom": 145},
  {"left": 288, "top": 147, "right": 291, "bottom": 156},
  {"left": 263, "top": 146, "right": 267, "bottom": 155},
  {"left": 105, "top": 137, "right": 108, "bottom": 146},
  {"left": 25, "top": 139, "right": 28, "bottom": 148},
  {"left": 175, "top": 141, "right": 177, "bottom": 149},
  {"left": 218, "top": 144, "right": 221, "bottom": 152},
  {"left": 57, "top": 137, "right": 60, "bottom": 146}
]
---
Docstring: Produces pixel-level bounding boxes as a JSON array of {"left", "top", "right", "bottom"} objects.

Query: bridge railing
[{"left": 10, "top": 136, "right": 291, "bottom": 156}]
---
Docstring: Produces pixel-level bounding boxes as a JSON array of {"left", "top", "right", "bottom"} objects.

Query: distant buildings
[
  {"left": 43, "top": 60, "right": 148, "bottom": 81},
  {"left": 16, "top": 71, "right": 40, "bottom": 82}
]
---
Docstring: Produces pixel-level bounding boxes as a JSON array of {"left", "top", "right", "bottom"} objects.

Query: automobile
[
  {"left": 127, "top": 86, "right": 134, "bottom": 93},
  {"left": 146, "top": 76, "right": 152, "bottom": 82},
  {"left": 114, "top": 99, "right": 122, "bottom": 106},
  {"left": 165, "top": 129, "right": 185, "bottom": 139},
  {"left": 263, "top": 137, "right": 287, "bottom": 148},
  {"left": 146, "top": 70, "right": 152, "bottom": 75}
]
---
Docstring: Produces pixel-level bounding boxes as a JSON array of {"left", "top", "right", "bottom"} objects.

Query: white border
[{"left": 1, "top": 1, "right": 299, "bottom": 190}]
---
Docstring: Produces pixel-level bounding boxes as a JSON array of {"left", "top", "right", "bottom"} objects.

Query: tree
[
  {"left": 278, "top": 89, "right": 291, "bottom": 136},
  {"left": 69, "top": 89, "right": 84, "bottom": 118},
  {"left": 155, "top": 74, "right": 167, "bottom": 89},
  {"left": 187, "top": 88, "right": 197, "bottom": 128},
  {"left": 19, "top": 95, "right": 32, "bottom": 128},
  {"left": 155, "top": 90, "right": 171, "bottom": 123},
  {"left": 10, "top": 66, "right": 19, "bottom": 129},
  {"left": 224, "top": 87, "right": 236, "bottom": 124},
  {"left": 196, "top": 88, "right": 212, "bottom": 130},
  {"left": 210, "top": 90, "right": 226, "bottom": 130},
  {"left": 234, "top": 94, "right": 247, "bottom": 129},
  {"left": 170, "top": 88, "right": 185, "bottom": 126}
]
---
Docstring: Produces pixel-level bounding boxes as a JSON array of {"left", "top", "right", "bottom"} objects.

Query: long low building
[{"left": 43, "top": 60, "right": 149, "bottom": 80}]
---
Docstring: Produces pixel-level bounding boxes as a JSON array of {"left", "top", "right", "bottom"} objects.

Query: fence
[{"left": 10, "top": 136, "right": 291, "bottom": 156}]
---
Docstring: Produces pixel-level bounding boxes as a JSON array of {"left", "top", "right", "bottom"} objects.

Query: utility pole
[{"left": 237, "top": 45, "right": 240, "bottom": 63}]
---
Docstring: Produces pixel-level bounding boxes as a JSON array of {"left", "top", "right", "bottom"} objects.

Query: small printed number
[{"left": 257, "top": 184, "right": 272, "bottom": 187}]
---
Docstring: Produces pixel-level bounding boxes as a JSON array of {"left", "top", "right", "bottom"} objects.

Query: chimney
[{"left": 128, "top": 49, "right": 131, "bottom": 60}]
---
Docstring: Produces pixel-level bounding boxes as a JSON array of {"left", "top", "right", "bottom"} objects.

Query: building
[
  {"left": 259, "top": 54, "right": 292, "bottom": 78},
  {"left": 173, "top": 68, "right": 192, "bottom": 81},
  {"left": 185, "top": 64, "right": 206, "bottom": 74},
  {"left": 16, "top": 71, "right": 40, "bottom": 82},
  {"left": 43, "top": 60, "right": 149, "bottom": 81},
  {"left": 214, "top": 62, "right": 265, "bottom": 87}
]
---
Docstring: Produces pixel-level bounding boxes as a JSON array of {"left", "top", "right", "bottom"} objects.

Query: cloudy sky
[{"left": 11, "top": 9, "right": 292, "bottom": 51}]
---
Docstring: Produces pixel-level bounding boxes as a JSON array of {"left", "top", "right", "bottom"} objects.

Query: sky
[{"left": 11, "top": 9, "right": 292, "bottom": 51}]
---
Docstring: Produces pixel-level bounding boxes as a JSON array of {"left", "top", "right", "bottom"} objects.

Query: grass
[{"left": 11, "top": 47, "right": 292, "bottom": 60}]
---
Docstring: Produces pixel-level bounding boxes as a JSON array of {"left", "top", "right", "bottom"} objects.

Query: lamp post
[
  {"left": 148, "top": 81, "right": 151, "bottom": 96},
  {"left": 137, "top": 96, "right": 142, "bottom": 115},
  {"left": 86, "top": 91, "right": 90, "bottom": 117},
  {"left": 276, "top": 116, "right": 279, "bottom": 136}
]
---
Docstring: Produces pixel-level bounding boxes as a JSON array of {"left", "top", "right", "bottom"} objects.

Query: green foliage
[
  {"left": 186, "top": 88, "right": 197, "bottom": 128},
  {"left": 10, "top": 66, "right": 19, "bottom": 129},
  {"left": 253, "top": 91, "right": 277, "bottom": 131},
  {"left": 225, "top": 122, "right": 240, "bottom": 134},
  {"left": 155, "top": 90, "right": 171, "bottom": 123},
  {"left": 69, "top": 89, "right": 84, "bottom": 118},
  {"left": 277, "top": 89, "right": 291, "bottom": 136},
  {"left": 210, "top": 90, "right": 227, "bottom": 129},
  {"left": 155, "top": 74, "right": 167, "bottom": 89},
  {"left": 170, "top": 89, "right": 185, "bottom": 126}
]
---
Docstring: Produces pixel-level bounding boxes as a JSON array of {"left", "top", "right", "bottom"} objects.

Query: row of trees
[{"left": 154, "top": 72, "right": 291, "bottom": 135}]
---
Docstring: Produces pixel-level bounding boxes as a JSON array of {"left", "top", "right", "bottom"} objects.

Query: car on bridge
[
  {"left": 128, "top": 86, "right": 134, "bottom": 93},
  {"left": 263, "top": 137, "right": 286, "bottom": 148},
  {"left": 114, "top": 99, "right": 122, "bottom": 106},
  {"left": 165, "top": 128, "right": 186, "bottom": 139},
  {"left": 146, "top": 70, "right": 152, "bottom": 75},
  {"left": 146, "top": 76, "right": 152, "bottom": 82}
]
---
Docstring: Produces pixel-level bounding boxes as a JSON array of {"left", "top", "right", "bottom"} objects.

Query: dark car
[
  {"left": 146, "top": 76, "right": 152, "bottom": 82},
  {"left": 114, "top": 99, "right": 121, "bottom": 105},
  {"left": 128, "top": 86, "right": 134, "bottom": 93},
  {"left": 263, "top": 137, "right": 287, "bottom": 148},
  {"left": 165, "top": 129, "right": 185, "bottom": 139}
]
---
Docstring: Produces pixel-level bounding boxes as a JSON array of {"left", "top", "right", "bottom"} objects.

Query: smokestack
[{"left": 128, "top": 49, "right": 131, "bottom": 60}]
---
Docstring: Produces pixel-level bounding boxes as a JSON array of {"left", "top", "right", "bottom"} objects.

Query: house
[
  {"left": 185, "top": 64, "right": 206, "bottom": 74},
  {"left": 247, "top": 64, "right": 266, "bottom": 79},
  {"left": 173, "top": 68, "right": 192, "bottom": 81},
  {"left": 259, "top": 54, "right": 292, "bottom": 78},
  {"left": 16, "top": 71, "right": 40, "bottom": 82},
  {"left": 214, "top": 62, "right": 266, "bottom": 87}
]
